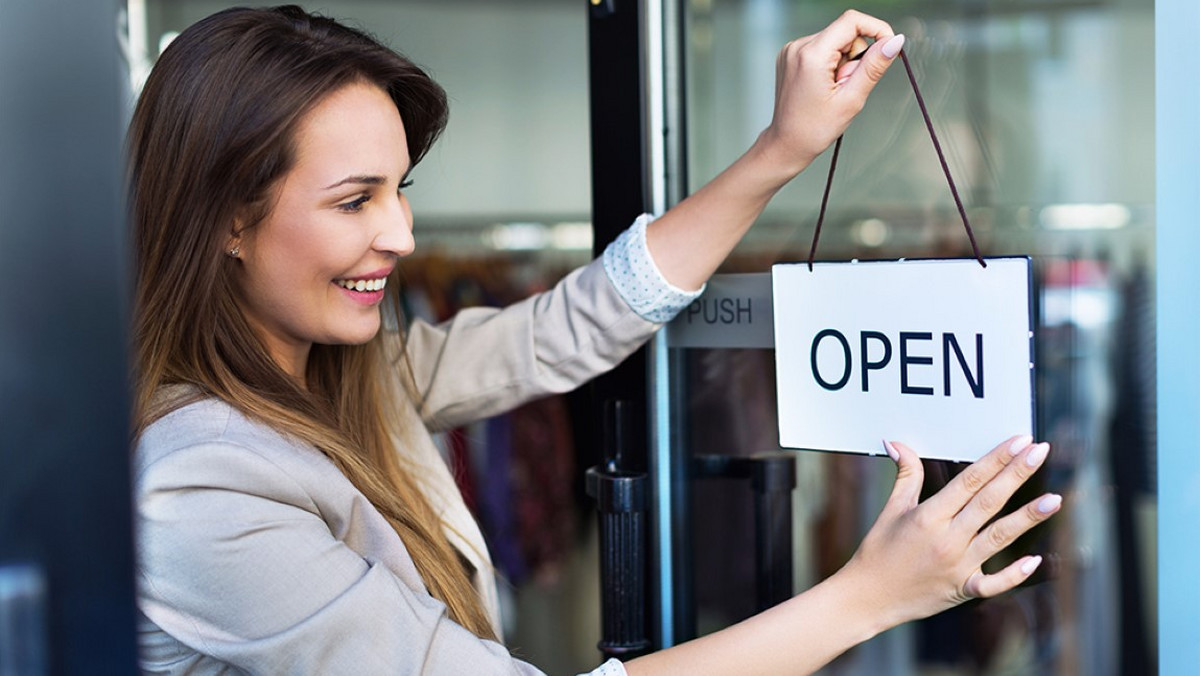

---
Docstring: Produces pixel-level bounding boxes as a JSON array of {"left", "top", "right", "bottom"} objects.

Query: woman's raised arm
[{"left": 644, "top": 10, "right": 905, "bottom": 292}]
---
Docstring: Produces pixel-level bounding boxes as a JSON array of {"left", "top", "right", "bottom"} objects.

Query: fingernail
[
  {"left": 881, "top": 34, "right": 906, "bottom": 59},
  {"left": 1036, "top": 493, "right": 1062, "bottom": 514},
  {"left": 1008, "top": 435, "right": 1034, "bottom": 456},
  {"left": 882, "top": 439, "right": 899, "bottom": 462},
  {"left": 1025, "top": 442, "right": 1050, "bottom": 467},
  {"left": 1020, "top": 555, "right": 1043, "bottom": 576}
]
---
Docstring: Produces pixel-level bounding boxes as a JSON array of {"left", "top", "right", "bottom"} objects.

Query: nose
[{"left": 373, "top": 192, "right": 415, "bottom": 257}]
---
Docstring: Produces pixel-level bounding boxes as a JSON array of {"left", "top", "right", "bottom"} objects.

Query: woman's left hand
[
  {"left": 623, "top": 435, "right": 1060, "bottom": 676},
  {"left": 838, "top": 436, "right": 1060, "bottom": 631}
]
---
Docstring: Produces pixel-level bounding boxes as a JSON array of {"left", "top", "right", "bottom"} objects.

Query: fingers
[
  {"left": 843, "top": 36, "right": 870, "bottom": 62},
  {"left": 952, "top": 441, "right": 1050, "bottom": 536},
  {"left": 834, "top": 36, "right": 869, "bottom": 82},
  {"left": 963, "top": 555, "right": 1044, "bottom": 599},
  {"left": 838, "top": 34, "right": 904, "bottom": 98},
  {"left": 835, "top": 59, "right": 860, "bottom": 83},
  {"left": 811, "top": 10, "right": 897, "bottom": 89},
  {"left": 967, "top": 491, "right": 1062, "bottom": 564},
  {"left": 880, "top": 440, "right": 925, "bottom": 515},
  {"left": 921, "top": 435, "right": 1034, "bottom": 518},
  {"left": 780, "top": 10, "right": 895, "bottom": 88},
  {"left": 809, "top": 9, "right": 894, "bottom": 56}
]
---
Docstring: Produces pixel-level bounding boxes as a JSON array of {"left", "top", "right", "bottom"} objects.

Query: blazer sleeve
[
  {"left": 403, "top": 256, "right": 659, "bottom": 430},
  {"left": 137, "top": 440, "right": 546, "bottom": 675}
]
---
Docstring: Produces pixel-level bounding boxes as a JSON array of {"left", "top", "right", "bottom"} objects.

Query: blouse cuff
[
  {"left": 579, "top": 658, "right": 627, "bottom": 676},
  {"left": 602, "top": 213, "right": 705, "bottom": 324}
]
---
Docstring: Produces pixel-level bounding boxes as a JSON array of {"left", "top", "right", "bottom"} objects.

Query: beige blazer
[{"left": 135, "top": 258, "right": 658, "bottom": 675}]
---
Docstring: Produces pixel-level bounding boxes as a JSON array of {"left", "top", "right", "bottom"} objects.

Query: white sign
[
  {"left": 772, "top": 258, "right": 1034, "bottom": 462},
  {"left": 666, "top": 273, "right": 773, "bottom": 349}
]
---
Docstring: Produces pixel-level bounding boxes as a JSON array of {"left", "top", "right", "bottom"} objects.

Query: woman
[{"left": 130, "top": 5, "right": 1059, "bottom": 675}]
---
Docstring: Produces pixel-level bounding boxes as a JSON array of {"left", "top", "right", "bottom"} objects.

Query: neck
[
  {"left": 249, "top": 325, "right": 311, "bottom": 388},
  {"left": 275, "top": 348, "right": 310, "bottom": 389}
]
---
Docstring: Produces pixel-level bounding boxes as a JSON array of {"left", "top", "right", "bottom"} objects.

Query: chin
[
  {"left": 341, "top": 329, "right": 382, "bottom": 346},
  {"left": 332, "top": 320, "right": 383, "bottom": 346},
  {"left": 351, "top": 304, "right": 386, "bottom": 340}
]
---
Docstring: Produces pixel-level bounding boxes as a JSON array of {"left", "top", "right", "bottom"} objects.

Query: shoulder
[
  {"left": 134, "top": 396, "right": 336, "bottom": 514},
  {"left": 137, "top": 396, "right": 239, "bottom": 465}
]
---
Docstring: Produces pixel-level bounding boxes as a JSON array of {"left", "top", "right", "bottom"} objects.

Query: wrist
[
  {"left": 749, "top": 126, "right": 820, "bottom": 184},
  {"left": 821, "top": 557, "right": 907, "bottom": 643}
]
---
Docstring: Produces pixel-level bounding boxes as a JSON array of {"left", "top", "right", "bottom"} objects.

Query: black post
[
  {"left": 586, "top": 401, "right": 651, "bottom": 658},
  {"left": 588, "top": 0, "right": 649, "bottom": 259},
  {"left": 587, "top": 0, "right": 651, "bottom": 424},
  {"left": 585, "top": 464, "right": 651, "bottom": 658},
  {"left": 587, "top": 0, "right": 657, "bottom": 654},
  {"left": 587, "top": 0, "right": 651, "bottom": 432}
]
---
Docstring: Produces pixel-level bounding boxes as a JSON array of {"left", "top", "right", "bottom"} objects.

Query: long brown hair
[{"left": 129, "top": 5, "right": 496, "bottom": 640}]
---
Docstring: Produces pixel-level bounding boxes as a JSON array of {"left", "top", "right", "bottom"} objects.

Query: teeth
[{"left": 337, "top": 277, "right": 387, "bottom": 292}]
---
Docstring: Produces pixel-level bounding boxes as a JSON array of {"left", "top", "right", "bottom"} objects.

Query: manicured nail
[
  {"left": 1025, "top": 442, "right": 1050, "bottom": 467},
  {"left": 881, "top": 34, "right": 906, "bottom": 59},
  {"left": 1008, "top": 435, "right": 1034, "bottom": 456},
  {"left": 882, "top": 439, "right": 899, "bottom": 462},
  {"left": 1020, "top": 555, "right": 1043, "bottom": 576},
  {"left": 1036, "top": 493, "right": 1062, "bottom": 514}
]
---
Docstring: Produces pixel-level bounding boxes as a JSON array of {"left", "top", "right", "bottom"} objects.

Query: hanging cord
[{"left": 808, "top": 48, "right": 985, "bottom": 270}]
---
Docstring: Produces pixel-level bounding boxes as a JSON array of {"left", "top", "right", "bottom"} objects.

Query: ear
[
  {"left": 226, "top": 212, "right": 251, "bottom": 259},
  {"left": 225, "top": 229, "right": 243, "bottom": 259}
]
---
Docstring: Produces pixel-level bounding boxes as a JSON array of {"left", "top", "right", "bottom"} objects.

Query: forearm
[
  {"left": 644, "top": 134, "right": 810, "bottom": 292},
  {"left": 623, "top": 566, "right": 890, "bottom": 676},
  {"left": 405, "top": 259, "right": 659, "bottom": 428}
]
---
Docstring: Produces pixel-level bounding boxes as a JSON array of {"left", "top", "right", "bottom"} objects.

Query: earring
[{"left": 228, "top": 246, "right": 240, "bottom": 258}]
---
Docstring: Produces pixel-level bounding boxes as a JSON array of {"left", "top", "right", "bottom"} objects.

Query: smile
[{"left": 335, "top": 277, "right": 387, "bottom": 292}]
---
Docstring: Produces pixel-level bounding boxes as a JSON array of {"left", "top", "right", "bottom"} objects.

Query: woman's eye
[
  {"left": 338, "top": 195, "right": 371, "bottom": 213},
  {"left": 398, "top": 178, "right": 414, "bottom": 191}
]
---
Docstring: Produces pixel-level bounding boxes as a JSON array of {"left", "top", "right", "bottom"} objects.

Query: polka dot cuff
[
  {"left": 578, "top": 658, "right": 627, "bottom": 676},
  {"left": 602, "top": 213, "right": 705, "bottom": 324}
]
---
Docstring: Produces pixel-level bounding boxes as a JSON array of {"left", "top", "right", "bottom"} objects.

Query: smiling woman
[
  {"left": 128, "top": 5, "right": 1058, "bottom": 676},
  {"left": 129, "top": 4, "right": 505, "bottom": 651}
]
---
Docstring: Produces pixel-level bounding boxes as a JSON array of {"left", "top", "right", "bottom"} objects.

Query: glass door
[{"left": 654, "top": 1, "right": 1156, "bottom": 674}]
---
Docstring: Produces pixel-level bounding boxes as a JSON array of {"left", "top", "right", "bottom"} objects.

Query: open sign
[{"left": 772, "top": 258, "right": 1035, "bottom": 462}]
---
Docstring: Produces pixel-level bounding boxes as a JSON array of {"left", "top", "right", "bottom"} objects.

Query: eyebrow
[{"left": 323, "top": 175, "right": 387, "bottom": 190}]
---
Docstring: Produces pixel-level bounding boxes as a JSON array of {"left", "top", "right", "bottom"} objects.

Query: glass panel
[
  {"left": 130, "top": 2, "right": 599, "bottom": 672},
  {"left": 680, "top": 0, "right": 1155, "bottom": 673}
]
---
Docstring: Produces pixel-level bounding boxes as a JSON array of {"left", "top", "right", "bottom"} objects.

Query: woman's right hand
[{"left": 837, "top": 436, "right": 1060, "bottom": 631}]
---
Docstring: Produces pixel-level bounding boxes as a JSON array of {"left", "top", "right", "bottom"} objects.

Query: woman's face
[{"left": 232, "top": 82, "right": 415, "bottom": 379}]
